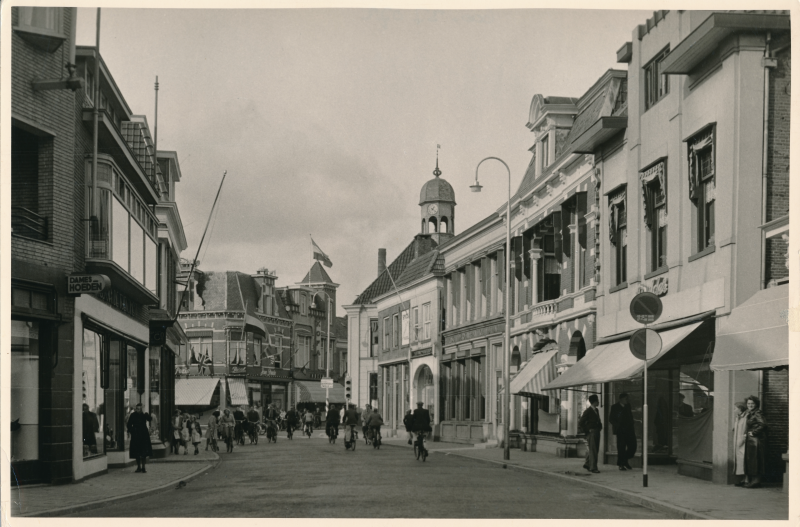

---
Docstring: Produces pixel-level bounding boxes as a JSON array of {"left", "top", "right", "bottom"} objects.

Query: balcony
[
  {"left": 511, "top": 286, "right": 596, "bottom": 334},
  {"left": 11, "top": 207, "right": 48, "bottom": 241}
]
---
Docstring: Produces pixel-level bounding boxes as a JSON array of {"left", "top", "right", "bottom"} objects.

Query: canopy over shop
[{"left": 175, "top": 377, "right": 220, "bottom": 409}]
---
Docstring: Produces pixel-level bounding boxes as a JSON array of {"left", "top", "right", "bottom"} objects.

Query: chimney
[{"left": 378, "top": 249, "right": 387, "bottom": 277}]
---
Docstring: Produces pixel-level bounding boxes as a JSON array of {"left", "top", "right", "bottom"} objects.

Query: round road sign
[
  {"left": 629, "top": 328, "right": 662, "bottom": 361},
  {"left": 630, "top": 292, "right": 663, "bottom": 325}
]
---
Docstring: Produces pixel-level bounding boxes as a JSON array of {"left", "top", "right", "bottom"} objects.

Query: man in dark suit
[
  {"left": 609, "top": 392, "right": 636, "bottom": 471},
  {"left": 578, "top": 394, "right": 602, "bottom": 473}
]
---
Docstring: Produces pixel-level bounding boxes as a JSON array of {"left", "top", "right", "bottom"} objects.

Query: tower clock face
[{"left": 427, "top": 204, "right": 438, "bottom": 215}]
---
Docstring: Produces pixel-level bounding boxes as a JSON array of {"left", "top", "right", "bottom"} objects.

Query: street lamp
[{"left": 472, "top": 156, "right": 512, "bottom": 461}]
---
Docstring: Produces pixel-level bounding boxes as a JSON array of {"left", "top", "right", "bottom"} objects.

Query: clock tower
[{"left": 419, "top": 154, "right": 456, "bottom": 244}]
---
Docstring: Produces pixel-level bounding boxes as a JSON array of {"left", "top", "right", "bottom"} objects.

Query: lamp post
[{"left": 471, "top": 156, "right": 512, "bottom": 461}]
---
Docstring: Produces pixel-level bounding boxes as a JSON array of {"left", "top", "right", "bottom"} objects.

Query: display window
[
  {"left": 82, "top": 329, "right": 105, "bottom": 457},
  {"left": 11, "top": 320, "right": 41, "bottom": 462}
]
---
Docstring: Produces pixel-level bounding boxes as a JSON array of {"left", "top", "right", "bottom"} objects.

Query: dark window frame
[{"left": 644, "top": 46, "right": 670, "bottom": 110}]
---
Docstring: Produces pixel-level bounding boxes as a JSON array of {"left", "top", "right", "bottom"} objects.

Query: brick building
[{"left": 11, "top": 6, "right": 189, "bottom": 484}]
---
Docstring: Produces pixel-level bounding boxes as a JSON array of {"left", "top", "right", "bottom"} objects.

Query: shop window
[
  {"left": 82, "top": 328, "right": 105, "bottom": 457},
  {"left": 149, "top": 354, "right": 161, "bottom": 443},
  {"left": 105, "top": 341, "right": 124, "bottom": 451},
  {"left": 609, "top": 188, "right": 628, "bottom": 285},
  {"left": 688, "top": 126, "right": 716, "bottom": 253},
  {"left": 641, "top": 160, "right": 667, "bottom": 272},
  {"left": 11, "top": 320, "right": 41, "bottom": 463},
  {"left": 644, "top": 46, "right": 670, "bottom": 110}
]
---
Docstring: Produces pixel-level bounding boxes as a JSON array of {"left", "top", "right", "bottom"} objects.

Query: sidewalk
[
  {"left": 10, "top": 447, "right": 220, "bottom": 518},
  {"left": 383, "top": 438, "right": 787, "bottom": 521}
]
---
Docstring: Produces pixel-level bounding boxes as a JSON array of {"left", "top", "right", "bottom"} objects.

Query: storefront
[
  {"left": 246, "top": 365, "right": 293, "bottom": 411},
  {"left": 378, "top": 359, "right": 410, "bottom": 437},
  {"left": 544, "top": 314, "right": 716, "bottom": 478}
]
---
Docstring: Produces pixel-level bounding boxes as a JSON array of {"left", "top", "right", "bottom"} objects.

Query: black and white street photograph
[{"left": 3, "top": 1, "right": 795, "bottom": 522}]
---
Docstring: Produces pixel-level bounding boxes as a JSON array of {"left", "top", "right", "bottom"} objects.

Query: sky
[{"left": 75, "top": 6, "right": 651, "bottom": 315}]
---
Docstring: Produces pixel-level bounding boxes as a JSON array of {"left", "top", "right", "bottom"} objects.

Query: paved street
[{"left": 69, "top": 432, "right": 667, "bottom": 519}]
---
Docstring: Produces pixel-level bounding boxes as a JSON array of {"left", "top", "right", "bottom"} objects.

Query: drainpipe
[
  {"left": 760, "top": 32, "right": 773, "bottom": 290},
  {"left": 91, "top": 9, "right": 102, "bottom": 228}
]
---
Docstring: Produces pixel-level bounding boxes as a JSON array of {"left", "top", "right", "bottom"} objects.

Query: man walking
[
  {"left": 578, "top": 394, "right": 602, "bottom": 473},
  {"left": 609, "top": 392, "right": 636, "bottom": 471}
]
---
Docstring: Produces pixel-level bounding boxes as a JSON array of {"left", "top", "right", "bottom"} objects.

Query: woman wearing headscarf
[
  {"left": 742, "top": 395, "right": 767, "bottom": 488},
  {"left": 732, "top": 402, "right": 747, "bottom": 486}
]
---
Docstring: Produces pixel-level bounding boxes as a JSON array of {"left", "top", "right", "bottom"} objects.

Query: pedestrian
[
  {"left": 180, "top": 413, "right": 191, "bottom": 454},
  {"left": 127, "top": 403, "right": 153, "bottom": 473},
  {"left": 367, "top": 407, "right": 384, "bottom": 444},
  {"left": 742, "top": 395, "right": 767, "bottom": 488},
  {"left": 206, "top": 411, "right": 219, "bottom": 452},
  {"left": 676, "top": 393, "right": 695, "bottom": 418},
  {"left": 285, "top": 405, "right": 299, "bottom": 437},
  {"left": 325, "top": 404, "right": 340, "bottom": 439},
  {"left": 189, "top": 415, "right": 202, "bottom": 455},
  {"left": 82, "top": 403, "right": 100, "bottom": 456},
  {"left": 578, "top": 394, "right": 602, "bottom": 473},
  {"left": 219, "top": 408, "right": 236, "bottom": 453},
  {"left": 403, "top": 409, "right": 414, "bottom": 445},
  {"left": 609, "top": 392, "right": 636, "bottom": 471},
  {"left": 361, "top": 404, "right": 372, "bottom": 441},
  {"left": 732, "top": 402, "right": 747, "bottom": 486},
  {"left": 303, "top": 408, "right": 315, "bottom": 436},
  {"left": 171, "top": 409, "right": 182, "bottom": 455}
]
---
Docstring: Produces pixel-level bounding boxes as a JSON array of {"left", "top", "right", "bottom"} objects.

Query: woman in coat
[
  {"left": 732, "top": 402, "right": 747, "bottom": 485},
  {"left": 743, "top": 395, "right": 767, "bottom": 488},
  {"left": 126, "top": 403, "right": 153, "bottom": 473},
  {"left": 206, "top": 411, "right": 219, "bottom": 452},
  {"left": 171, "top": 409, "right": 183, "bottom": 454}
]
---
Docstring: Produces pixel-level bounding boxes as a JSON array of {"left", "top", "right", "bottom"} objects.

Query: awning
[
  {"left": 295, "top": 380, "right": 346, "bottom": 404},
  {"left": 226, "top": 377, "right": 250, "bottom": 407},
  {"left": 175, "top": 377, "right": 220, "bottom": 406},
  {"left": 543, "top": 322, "right": 702, "bottom": 391},
  {"left": 510, "top": 349, "right": 559, "bottom": 396},
  {"left": 245, "top": 314, "right": 266, "bottom": 336},
  {"left": 711, "top": 285, "right": 788, "bottom": 371}
]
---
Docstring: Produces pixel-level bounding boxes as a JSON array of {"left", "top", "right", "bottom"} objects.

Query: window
[
  {"left": 401, "top": 310, "right": 410, "bottom": 346},
  {"left": 412, "top": 307, "right": 420, "bottom": 342},
  {"left": 644, "top": 47, "right": 670, "bottom": 110},
  {"left": 300, "top": 294, "right": 307, "bottom": 315},
  {"left": 422, "top": 302, "right": 431, "bottom": 340},
  {"left": 11, "top": 320, "right": 42, "bottom": 463},
  {"left": 392, "top": 314, "right": 399, "bottom": 348},
  {"left": 541, "top": 134, "right": 550, "bottom": 169},
  {"left": 640, "top": 161, "right": 667, "bottom": 271},
  {"left": 609, "top": 188, "right": 627, "bottom": 285},
  {"left": 688, "top": 126, "right": 716, "bottom": 252},
  {"left": 229, "top": 331, "right": 245, "bottom": 366},
  {"left": 254, "top": 337, "right": 262, "bottom": 367},
  {"left": 369, "top": 373, "right": 378, "bottom": 403},
  {"left": 370, "top": 319, "right": 379, "bottom": 357},
  {"left": 149, "top": 354, "right": 161, "bottom": 443},
  {"left": 383, "top": 317, "right": 390, "bottom": 351},
  {"left": 13, "top": 7, "right": 66, "bottom": 52},
  {"left": 11, "top": 126, "right": 51, "bottom": 241},
  {"left": 188, "top": 336, "right": 212, "bottom": 373}
]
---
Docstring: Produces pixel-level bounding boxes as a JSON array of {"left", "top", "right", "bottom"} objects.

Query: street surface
[{"left": 70, "top": 431, "right": 668, "bottom": 518}]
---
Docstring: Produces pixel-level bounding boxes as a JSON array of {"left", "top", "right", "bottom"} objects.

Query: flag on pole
[{"left": 311, "top": 237, "right": 333, "bottom": 268}]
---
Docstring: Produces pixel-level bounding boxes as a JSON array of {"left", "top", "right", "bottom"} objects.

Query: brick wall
[
  {"left": 762, "top": 369, "right": 788, "bottom": 483},
  {"left": 765, "top": 43, "right": 790, "bottom": 283}
]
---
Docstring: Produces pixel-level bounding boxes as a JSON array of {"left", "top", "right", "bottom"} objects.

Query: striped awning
[
  {"left": 295, "top": 380, "right": 346, "bottom": 404},
  {"left": 175, "top": 377, "right": 220, "bottom": 406},
  {"left": 509, "top": 349, "right": 559, "bottom": 396},
  {"left": 226, "top": 376, "right": 250, "bottom": 407}
]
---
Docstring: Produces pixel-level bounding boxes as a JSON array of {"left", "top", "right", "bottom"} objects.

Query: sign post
[{"left": 629, "top": 292, "right": 664, "bottom": 489}]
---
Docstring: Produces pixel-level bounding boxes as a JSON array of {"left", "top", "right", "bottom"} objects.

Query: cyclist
[
  {"left": 412, "top": 401, "right": 432, "bottom": 451},
  {"left": 303, "top": 408, "right": 315, "bottom": 437},
  {"left": 233, "top": 406, "right": 246, "bottom": 445},
  {"left": 285, "top": 406, "right": 299, "bottom": 438},
  {"left": 343, "top": 403, "right": 360, "bottom": 444},
  {"left": 361, "top": 404, "right": 372, "bottom": 443},
  {"left": 325, "top": 404, "right": 340, "bottom": 440},
  {"left": 246, "top": 405, "right": 260, "bottom": 443},
  {"left": 367, "top": 407, "right": 384, "bottom": 445},
  {"left": 219, "top": 408, "right": 236, "bottom": 453}
]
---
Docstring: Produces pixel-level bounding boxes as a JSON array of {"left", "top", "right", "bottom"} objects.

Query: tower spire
[{"left": 434, "top": 144, "right": 441, "bottom": 177}]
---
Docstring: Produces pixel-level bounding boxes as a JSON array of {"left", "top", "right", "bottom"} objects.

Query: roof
[
  {"left": 333, "top": 316, "right": 347, "bottom": 339},
  {"left": 353, "top": 240, "right": 420, "bottom": 304},
  {"left": 395, "top": 250, "right": 445, "bottom": 288},
  {"left": 196, "top": 270, "right": 290, "bottom": 319},
  {"left": 300, "top": 261, "right": 334, "bottom": 284},
  {"left": 419, "top": 163, "right": 456, "bottom": 205},
  {"left": 175, "top": 377, "right": 220, "bottom": 406}
]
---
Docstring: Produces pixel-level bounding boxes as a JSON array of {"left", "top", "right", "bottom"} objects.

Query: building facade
[
  {"left": 545, "top": 10, "right": 790, "bottom": 486},
  {"left": 11, "top": 6, "right": 188, "bottom": 484}
]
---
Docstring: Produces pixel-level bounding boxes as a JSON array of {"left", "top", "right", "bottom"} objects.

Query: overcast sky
[{"left": 75, "top": 7, "right": 650, "bottom": 315}]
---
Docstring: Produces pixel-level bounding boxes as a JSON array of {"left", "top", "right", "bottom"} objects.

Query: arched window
[
  {"left": 511, "top": 345, "right": 521, "bottom": 372},
  {"left": 568, "top": 331, "right": 586, "bottom": 361},
  {"left": 422, "top": 218, "right": 427, "bottom": 234},
  {"left": 440, "top": 216, "right": 449, "bottom": 234},
  {"left": 428, "top": 217, "right": 438, "bottom": 233}
]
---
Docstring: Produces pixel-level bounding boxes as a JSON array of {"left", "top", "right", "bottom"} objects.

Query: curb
[
  {"left": 17, "top": 457, "right": 221, "bottom": 518},
  {"left": 383, "top": 443, "right": 712, "bottom": 520}
]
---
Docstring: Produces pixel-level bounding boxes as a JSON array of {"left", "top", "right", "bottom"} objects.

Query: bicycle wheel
[
  {"left": 422, "top": 448, "right": 427, "bottom": 462},
  {"left": 414, "top": 444, "right": 420, "bottom": 460}
]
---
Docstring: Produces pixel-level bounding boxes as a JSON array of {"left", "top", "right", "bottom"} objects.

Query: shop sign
[
  {"left": 636, "top": 276, "right": 668, "bottom": 297},
  {"left": 67, "top": 274, "right": 110, "bottom": 296},
  {"left": 230, "top": 366, "right": 247, "bottom": 374},
  {"left": 411, "top": 347, "right": 432, "bottom": 358},
  {"left": 320, "top": 377, "right": 333, "bottom": 389},
  {"left": 261, "top": 367, "right": 277, "bottom": 377}
]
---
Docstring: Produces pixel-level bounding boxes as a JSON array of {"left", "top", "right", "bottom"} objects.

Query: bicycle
[
  {"left": 344, "top": 425, "right": 357, "bottom": 451},
  {"left": 414, "top": 430, "right": 429, "bottom": 462},
  {"left": 327, "top": 424, "right": 338, "bottom": 444},
  {"left": 265, "top": 420, "right": 278, "bottom": 443},
  {"left": 234, "top": 420, "right": 246, "bottom": 445},
  {"left": 363, "top": 426, "right": 370, "bottom": 446},
  {"left": 247, "top": 421, "right": 259, "bottom": 445},
  {"left": 304, "top": 422, "right": 313, "bottom": 438},
  {"left": 286, "top": 423, "right": 294, "bottom": 440},
  {"left": 370, "top": 427, "right": 381, "bottom": 449}
]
